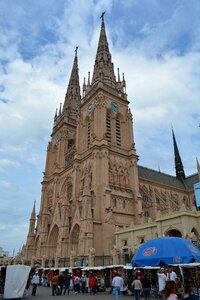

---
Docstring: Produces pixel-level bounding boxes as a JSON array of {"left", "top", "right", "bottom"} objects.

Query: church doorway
[
  {"left": 48, "top": 225, "right": 59, "bottom": 258},
  {"left": 70, "top": 224, "right": 80, "bottom": 256},
  {"left": 165, "top": 229, "right": 182, "bottom": 237}
]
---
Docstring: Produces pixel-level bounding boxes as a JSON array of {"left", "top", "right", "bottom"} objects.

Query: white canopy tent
[{"left": 4, "top": 265, "right": 31, "bottom": 299}]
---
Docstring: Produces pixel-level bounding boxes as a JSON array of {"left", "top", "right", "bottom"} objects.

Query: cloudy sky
[{"left": 0, "top": 0, "right": 200, "bottom": 256}]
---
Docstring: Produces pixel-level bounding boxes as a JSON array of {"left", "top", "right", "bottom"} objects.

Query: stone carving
[
  {"left": 65, "top": 149, "right": 75, "bottom": 168},
  {"left": 105, "top": 207, "right": 116, "bottom": 224},
  {"left": 80, "top": 159, "right": 93, "bottom": 192},
  {"left": 108, "top": 156, "right": 130, "bottom": 188},
  {"left": 111, "top": 195, "right": 132, "bottom": 211},
  {"left": 61, "top": 126, "right": 68, "bottom": 139},
  {"left": 88, "top": 247, "right": 95, "bottom": 266},
  {"left": 111, "top": 245, "right": 120, "bottom": 265},
  {"left": 126, "top": 108, "right": 132, "bottom": 120},
  {"left": 94, "top": 93, "right": 107, "bottom": 108}
]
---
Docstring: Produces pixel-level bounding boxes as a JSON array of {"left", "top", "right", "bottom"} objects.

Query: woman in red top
[{"left": 89, "top": 274, "right": 97, "bottom": 295}]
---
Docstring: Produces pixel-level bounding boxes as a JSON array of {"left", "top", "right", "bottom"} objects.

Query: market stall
[{"left": 3, "top": 265, "right": 31, "bottom": 299}]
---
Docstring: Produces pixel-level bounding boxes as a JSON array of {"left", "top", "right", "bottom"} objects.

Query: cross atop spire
[
  {"left": 91, "top": 13, "right": 116, "bottom": 89},
  {"left": 172, "top": 128, "right": 186, "bottom": 181},
  {"left": 75, "top": 46, "right": 78, "bottom": 55},
  {"left": 62, "top": 48, "right": 81, "bottom": 119},
  {"left": 100, "top": 11, "right": 106, "bottom": 20}
]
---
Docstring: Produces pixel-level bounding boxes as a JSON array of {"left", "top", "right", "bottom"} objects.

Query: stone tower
[{"left": 24, "top": 15, "right": 142, "bottom": 267}]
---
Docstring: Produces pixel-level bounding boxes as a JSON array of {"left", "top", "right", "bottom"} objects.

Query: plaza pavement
[{"left": 28, "top": 286, "right": 133, "bottom": 300}]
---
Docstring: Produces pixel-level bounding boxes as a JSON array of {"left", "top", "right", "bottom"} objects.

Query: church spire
[
  {"left": 91, "top": 12, "right": 116, "bottom": 89},
  {"left": 62, "top": 46, "right": 81, "bottom": 118},
  {"left": 172, "top": 128, "right": 186, "bottom": 180},
  {"left": 28, "top": 200, "right": 36, "bottom": 237},
  {"left": 31, "top": 200, "right": 36, "bottom": 219}
]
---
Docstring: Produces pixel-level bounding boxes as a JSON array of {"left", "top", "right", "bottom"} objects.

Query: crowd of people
[
  {"left": 30, "top": 269, "right": 103, "bottom": 296},
  {"left": 111, "top": 266, "right": 184, "bottom": 300},
  {"left": 26, "top": 265, "right": 196, "bottom": 300}
]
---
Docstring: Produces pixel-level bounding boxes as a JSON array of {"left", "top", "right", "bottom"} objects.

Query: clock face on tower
[
  {"left": 111, "top": 101, "right": 119, "bottom": 111},
  {"left": 87, "top": 104, "right": 93, "bottom": 113}
]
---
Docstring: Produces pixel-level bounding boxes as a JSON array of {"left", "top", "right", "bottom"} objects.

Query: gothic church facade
[{"left": 24, "top": 17, "right": 200, "bottom": 268}]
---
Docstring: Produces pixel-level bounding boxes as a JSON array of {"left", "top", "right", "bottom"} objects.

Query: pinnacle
[
  {"left": 62, "top": 48, "right": 81, "bottom": 119},
  {"left": 172, "top": 129, "right": 186, "bottom": 180},
  {"left": 91, "top": 14, "right": 116, "bottom": 89}
]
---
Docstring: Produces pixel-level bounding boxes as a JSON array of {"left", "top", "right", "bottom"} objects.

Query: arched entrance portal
[
  {"left": 165, "top": 229, "right": 182, "bottom": 237},
  {"left": 70, "top": 224, "right": 80, "bottom": 256},
  {"left": 48, "top": 225, "right": 59, "bottom": 258}
]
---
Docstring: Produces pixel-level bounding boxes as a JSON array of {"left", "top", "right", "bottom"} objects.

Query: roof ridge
[{"left": 138, "top": 165, "right": 176, "bottom": 178}]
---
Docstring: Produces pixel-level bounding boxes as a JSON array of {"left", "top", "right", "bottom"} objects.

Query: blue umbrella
[{"left": 131, "top": 237, "right": 200, "bottom": 267}]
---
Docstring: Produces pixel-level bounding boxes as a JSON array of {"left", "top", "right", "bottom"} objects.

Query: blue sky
[{"left": 0, "top": 0, "right": 200, "bottom": 256}]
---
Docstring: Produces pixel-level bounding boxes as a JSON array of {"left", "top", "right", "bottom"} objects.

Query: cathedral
[{"left": 24, "top": 16, "right": 200, "bottom": 268}]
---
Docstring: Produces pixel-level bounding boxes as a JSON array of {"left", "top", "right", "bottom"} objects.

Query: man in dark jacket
[
  {"left": 63, "top": 272, "right": 71, "bottom": 295},
  {"left": 58, "top": 273, "right": 64, "bottom": 295}
]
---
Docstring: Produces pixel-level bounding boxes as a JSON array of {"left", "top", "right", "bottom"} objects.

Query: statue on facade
[{"left": 88, "top": 247, "right": 95, "bottom": 266}]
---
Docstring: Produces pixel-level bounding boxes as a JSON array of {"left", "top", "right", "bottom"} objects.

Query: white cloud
[
  {"left": 0, "top": 159, "right": 20, "bottom": 168},
  {"left": 0, "top": 180, "right": 13, "bottom": 189}
]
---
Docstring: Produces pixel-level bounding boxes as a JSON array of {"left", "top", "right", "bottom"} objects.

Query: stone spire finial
[
  {"left": 28, "top": 200, "right": 36, "bottom": 238},
  {"left": 62, "top": 48, "right": 81, "bottom": 118},
  {"left": 117, "top": 68, "right": 121, "bottom": 82},
  {"left": 59, "top": 103, "right": 62, "bottom": 116},
  {"left": 122, "top": 73, "right": 126, "bottom": 93},
  {"left": 54, "top": 108, "right": 58, "bottom": 121},
  {"left": 172, "top": 128, "right": 186, "bottom": 180},
  {"left": 87, "top": 71, "right": 91, "bottom": 87},
  {"left": 91, "top": 13, "right": 116, "bottom": 88},
  {"left": 82, "top": 77, "right": 86, "bottom": 96},
  {"left": 31, "top": 200, "right": 36, "bottom": 220}
]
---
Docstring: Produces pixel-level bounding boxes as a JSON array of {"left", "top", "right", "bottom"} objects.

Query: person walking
[
  {"left": 31, "top": 272, "right": 40, "bottom": 296},
  {"left": 142, "top": 274, "right": 151, "bottom": 300},
  {"left": 73, "top": 274, "right": 80, "bottom": 294},
  {"left": 58, "top": 272, "right": 64, "bottom": 295},
  {"left": 112, "top": 273, "right": 124, "bottom": 300},
  {"left": 52, "top": 272, "right": 59, "bottom": 296},
  {"left": 85, "top": 274, "right": 90, "bottom": 293},
  {"left": 81, "top": 272, "right": 87, "bottom": 293},
  {"left": 132, "top": 276, "right": 142, "bottom": 300},
  {"left": 89, "top": 273, "right": 97, "bottom": 295},
  {"left": 63, "top": 272, "right": 71, "bottom": 295},
  {"left": 157, "top": 268, "right": 167, "bottom": 300}
]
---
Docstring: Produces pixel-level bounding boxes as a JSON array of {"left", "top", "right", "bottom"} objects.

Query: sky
[{"left": 0, "top": 0, "right": 200, "bottom": 256}]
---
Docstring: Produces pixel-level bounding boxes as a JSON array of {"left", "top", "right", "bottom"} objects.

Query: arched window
[
  {"left": 68, "top": 139, "right": 74, "bottom": 149},
  {"left": 116, "top": 117, "right": 121, "bottom": 146},
  {"left": 106, "top": 113, "right": 111, "bottom": 142},
  {"left": 64, "top": 183, "right": 72, "bottom": 204},
  {"left": 67, "top": 184, "right": 72, "bottom": 201}
]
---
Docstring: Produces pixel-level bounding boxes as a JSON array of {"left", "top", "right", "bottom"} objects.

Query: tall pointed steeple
[
  {"left": 31, "top": 200, "right": 36, "bottom": 219},
  {"left": 172, "top": 128, "right": 186, "bottom": 180},
  {"left": 62, "top": 47, "right": 81, "bottom": 119},
  {"left": 91, "top": 12, "right": 116, "bottom": 89},
  {"left": 28, "top": 200, "right": 36, "bottom": 237}
]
